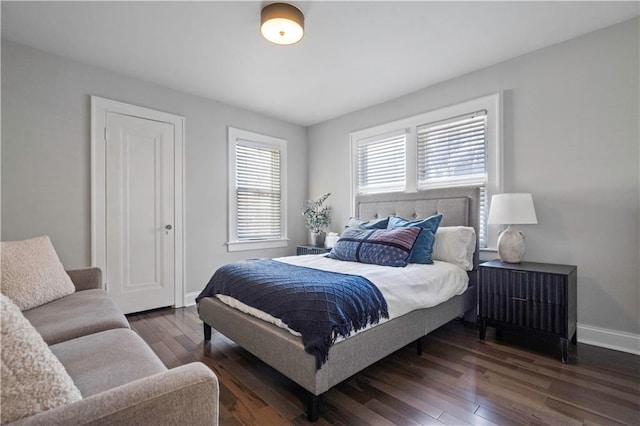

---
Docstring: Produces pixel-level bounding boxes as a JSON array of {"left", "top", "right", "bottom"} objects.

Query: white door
[{"left": 104, "top": 112, "right": 175, "bottom": 313}]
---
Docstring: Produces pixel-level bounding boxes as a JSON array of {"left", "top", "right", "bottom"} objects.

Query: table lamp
[{"left": 487, "top": 193, "right": 538, "bottom": 263}]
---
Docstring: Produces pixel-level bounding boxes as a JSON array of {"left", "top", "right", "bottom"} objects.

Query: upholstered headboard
[{"left": 355, "top": 186, "right": 481, "bottom": 272}]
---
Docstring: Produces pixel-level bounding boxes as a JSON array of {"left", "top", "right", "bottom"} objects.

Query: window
[
  {"left": 351, "top": 94, "right": 502, "bottom": 249},
  {"left": 355, "top": 129, "right": 407, "bottom": 194},
  {"left": 417, "top": 111, "right": 490, "bottom": 247},
  {"left": 417, "top": 111, "right": 487, "bottom": 189},
  {"left": 228, "top": 127, "right": 287, "bottom": 251}
]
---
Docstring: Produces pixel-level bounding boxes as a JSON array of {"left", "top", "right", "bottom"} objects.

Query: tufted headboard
[{"left": 355, "top": 186, "right": 481, "bottom": 272}]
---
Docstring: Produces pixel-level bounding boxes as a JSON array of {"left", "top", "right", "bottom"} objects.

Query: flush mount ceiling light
[{"left": 261, "top": 2, "right": 304, "bottom": 45}]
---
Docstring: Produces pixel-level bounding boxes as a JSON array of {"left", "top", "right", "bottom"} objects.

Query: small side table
[
  {"left": 296, "top": 245, "right": 330, "bottom": 256},
  {"left": 478, "top": 260, "right": 577, "bottom": 363}
]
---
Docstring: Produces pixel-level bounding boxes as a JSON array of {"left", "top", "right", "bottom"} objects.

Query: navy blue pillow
[
  {"left": 387, "top": 214, "right": 443, "bottom": 264},
  {"left": 326, "top": 227, "right": 421, "bottom": 267},
  {"left": 345, "top": 216, "right": 389, "bottom": 230}
]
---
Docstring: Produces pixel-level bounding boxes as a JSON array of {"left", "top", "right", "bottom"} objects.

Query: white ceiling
[{"left": 2, "top": 1, "right": 638, "bottom": 126}]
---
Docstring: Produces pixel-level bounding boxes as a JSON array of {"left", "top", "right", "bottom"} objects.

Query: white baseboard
[
  {"left": 577, "top": 323, "right": 640, "bottom": 355},
  {"left": 183, "top": 291, "right": 200, "bottom": 307}
]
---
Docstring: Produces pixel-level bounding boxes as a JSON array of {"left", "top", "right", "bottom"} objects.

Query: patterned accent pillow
[
  {"left": 387, "top": 214, "right": 443, "bottom": 264},
  {"left": 327, "top": 227, "right": 421, "bottom": 267}
]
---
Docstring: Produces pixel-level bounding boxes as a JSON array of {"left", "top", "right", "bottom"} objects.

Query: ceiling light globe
[{"left": 261, "top": 3, "right": 304, "bottom": 45}]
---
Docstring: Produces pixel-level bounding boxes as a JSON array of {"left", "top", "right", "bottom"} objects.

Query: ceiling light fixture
[{"left": 261, "top": 2, "right": 304, "bottom": 45}]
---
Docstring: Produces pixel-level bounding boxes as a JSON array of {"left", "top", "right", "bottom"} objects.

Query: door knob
[{"left": 165, "top": 224, "right": 172, "bottom": 230}]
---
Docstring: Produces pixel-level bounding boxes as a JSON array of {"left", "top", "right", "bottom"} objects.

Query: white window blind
[
  {"left": 417, "top": 110, "right": 487, "bottom": 188},
  {"left": 356, "top": 129, "right": 406, "bottom": 194},
  {"left": 417, "top": 110, "right": 488, "bottom": 247},
  {"left": 478, "top": 185, "right": 488, "bottom": 249},
  {"left": 235, "top": 141, "right": 282, "bottom": 241}
]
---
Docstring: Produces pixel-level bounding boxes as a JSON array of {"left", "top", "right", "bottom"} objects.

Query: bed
[{"left": 198, "top": 186, "right": 480, "bottom": 421}]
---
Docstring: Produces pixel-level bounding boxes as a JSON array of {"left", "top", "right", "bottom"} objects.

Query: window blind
[
  {"left": 356, "top": 129, "right": 406, "bottom": 194},
  {"left": 235, "top": 142, "right": 282, "bottom": 240},
  {"left": 417, "top": 111, "right": 487, "bottom": 188},
  {"left": 417, "top": 111, "right": 489, "bottom": 247},
  {"left": 478, "top": 186, "right": 488, "bottom": 248}
]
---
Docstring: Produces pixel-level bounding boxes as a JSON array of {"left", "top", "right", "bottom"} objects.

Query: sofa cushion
[
  {"left": 1, "top": 294, "right": 82, "bottom": 424},
  {"left": 23, "top": 289, "right": 130, "bottom": 345},
  {"left": 1, "top": 236, "right": 76, "bottom": 311},
  {"left": 50, "top": 329, "right": 167, "bottom": 397},
  {"left": 66, "top": 267, "right": 103, "bottom": 291}
]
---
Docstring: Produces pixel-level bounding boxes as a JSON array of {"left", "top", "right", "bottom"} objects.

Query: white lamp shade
[
  {"left": 261, "top": 3, "right": 304, "bottom": 45},
  {"left": 487, "top": 193, "right": 538, "bottom": 225}
]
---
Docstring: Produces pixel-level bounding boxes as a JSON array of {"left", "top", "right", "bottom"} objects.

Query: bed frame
[{"left": 198, "top": 186, "right": 480, "bottom": 421}]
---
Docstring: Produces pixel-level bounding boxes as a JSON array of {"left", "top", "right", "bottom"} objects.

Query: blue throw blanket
[{"left": 196, "top": 259, "right": 388, "bottom": 369}]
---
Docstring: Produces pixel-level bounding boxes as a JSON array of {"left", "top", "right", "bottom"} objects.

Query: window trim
[
  {"left": 350, "top": 93, "right": 503, "bottom": 250},
  {"left": 227, "top": 127, "right": 288, "bottom": 252}
]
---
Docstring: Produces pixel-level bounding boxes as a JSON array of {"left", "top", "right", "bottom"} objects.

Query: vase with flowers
[{"left": 302, "top": 193, "right": 332, "bottom": 247}]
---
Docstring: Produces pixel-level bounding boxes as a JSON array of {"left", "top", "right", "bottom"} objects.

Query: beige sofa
[{"left": 7, "top": 267, "right": 219, "bottom": 426}]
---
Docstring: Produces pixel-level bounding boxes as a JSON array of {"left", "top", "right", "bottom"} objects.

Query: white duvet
[{"left": 216, "top": 254, "right": 469, "bottom": 338}]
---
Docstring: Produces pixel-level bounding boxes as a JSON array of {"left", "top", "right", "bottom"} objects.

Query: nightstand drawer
[
  {"left": 482, "top": 295, "right": 566, "bottom": 334},
  {"left": 480, "top": 268, "right": 566, "bottom": 305}
]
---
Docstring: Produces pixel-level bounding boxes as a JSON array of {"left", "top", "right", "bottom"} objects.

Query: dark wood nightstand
[
  {"left": 296, "top": 245, "right": 330, "bottom": 255},
  {"left": 479, "top": 260, "right": 577, "bottom": 363}
]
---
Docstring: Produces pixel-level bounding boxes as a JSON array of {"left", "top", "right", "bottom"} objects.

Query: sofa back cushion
[
  {"left": 1, "top": 236, "right": 75, "bottom": 311},
  {"left": 1, "top": 294, "right": 82, "bottom": 424}
]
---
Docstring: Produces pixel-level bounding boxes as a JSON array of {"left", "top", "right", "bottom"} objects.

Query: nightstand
[
  {"left": 296, "top": 245, "right": 330, "bottom": 255},
  {"left": 479, "top": 260, "right": 577, "bottom": 363}
]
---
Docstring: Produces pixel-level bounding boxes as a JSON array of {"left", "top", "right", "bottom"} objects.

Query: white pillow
[
  {"left": 1, "top": 236, "right": 76, "bottom": 311},
  {"left": 432, "top": 226, "right": 476, "bottom": 271},
  {"left": 1, "top": 294, "right": 82, "bottom": 424}
]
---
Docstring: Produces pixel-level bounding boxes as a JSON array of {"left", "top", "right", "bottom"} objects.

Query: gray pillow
[
  {"left": 0, "top": 294, "right": 82, "bottom": 423},
  {"left": 1, "top": 236, "right": 75, "bottom": 311}
]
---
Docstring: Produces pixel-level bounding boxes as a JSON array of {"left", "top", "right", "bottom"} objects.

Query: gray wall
[
  {"left": 308, "top": 19, "right": 640, "bottom": 335},
  {"left": 1, "top": 40, "right": 308, "bottom": 294}
]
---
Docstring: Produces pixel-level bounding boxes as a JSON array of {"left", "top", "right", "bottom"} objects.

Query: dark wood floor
[{"left": 127, "top": 306, "right": 640, "bottom": 425}]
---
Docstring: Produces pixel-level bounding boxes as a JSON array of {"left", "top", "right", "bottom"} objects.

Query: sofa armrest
[
  {"left": 66, "top": 267, "right": 102, "bottom": 291},
  {"left": 14, "top": 363, "right": 219, "bottom": 426}
]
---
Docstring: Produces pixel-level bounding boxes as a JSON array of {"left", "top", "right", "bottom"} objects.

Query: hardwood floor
[{"left": 127, "top": 307, "right": 640, "bottom": 425}]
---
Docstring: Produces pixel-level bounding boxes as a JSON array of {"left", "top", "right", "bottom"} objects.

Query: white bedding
[{"left": 216, "top": 254, "right": 469, "bottom": 338}]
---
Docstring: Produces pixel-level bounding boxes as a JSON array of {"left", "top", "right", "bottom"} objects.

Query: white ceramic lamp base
[{"left": 497, "top": 225, "right": 526, "bottom": 263}]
